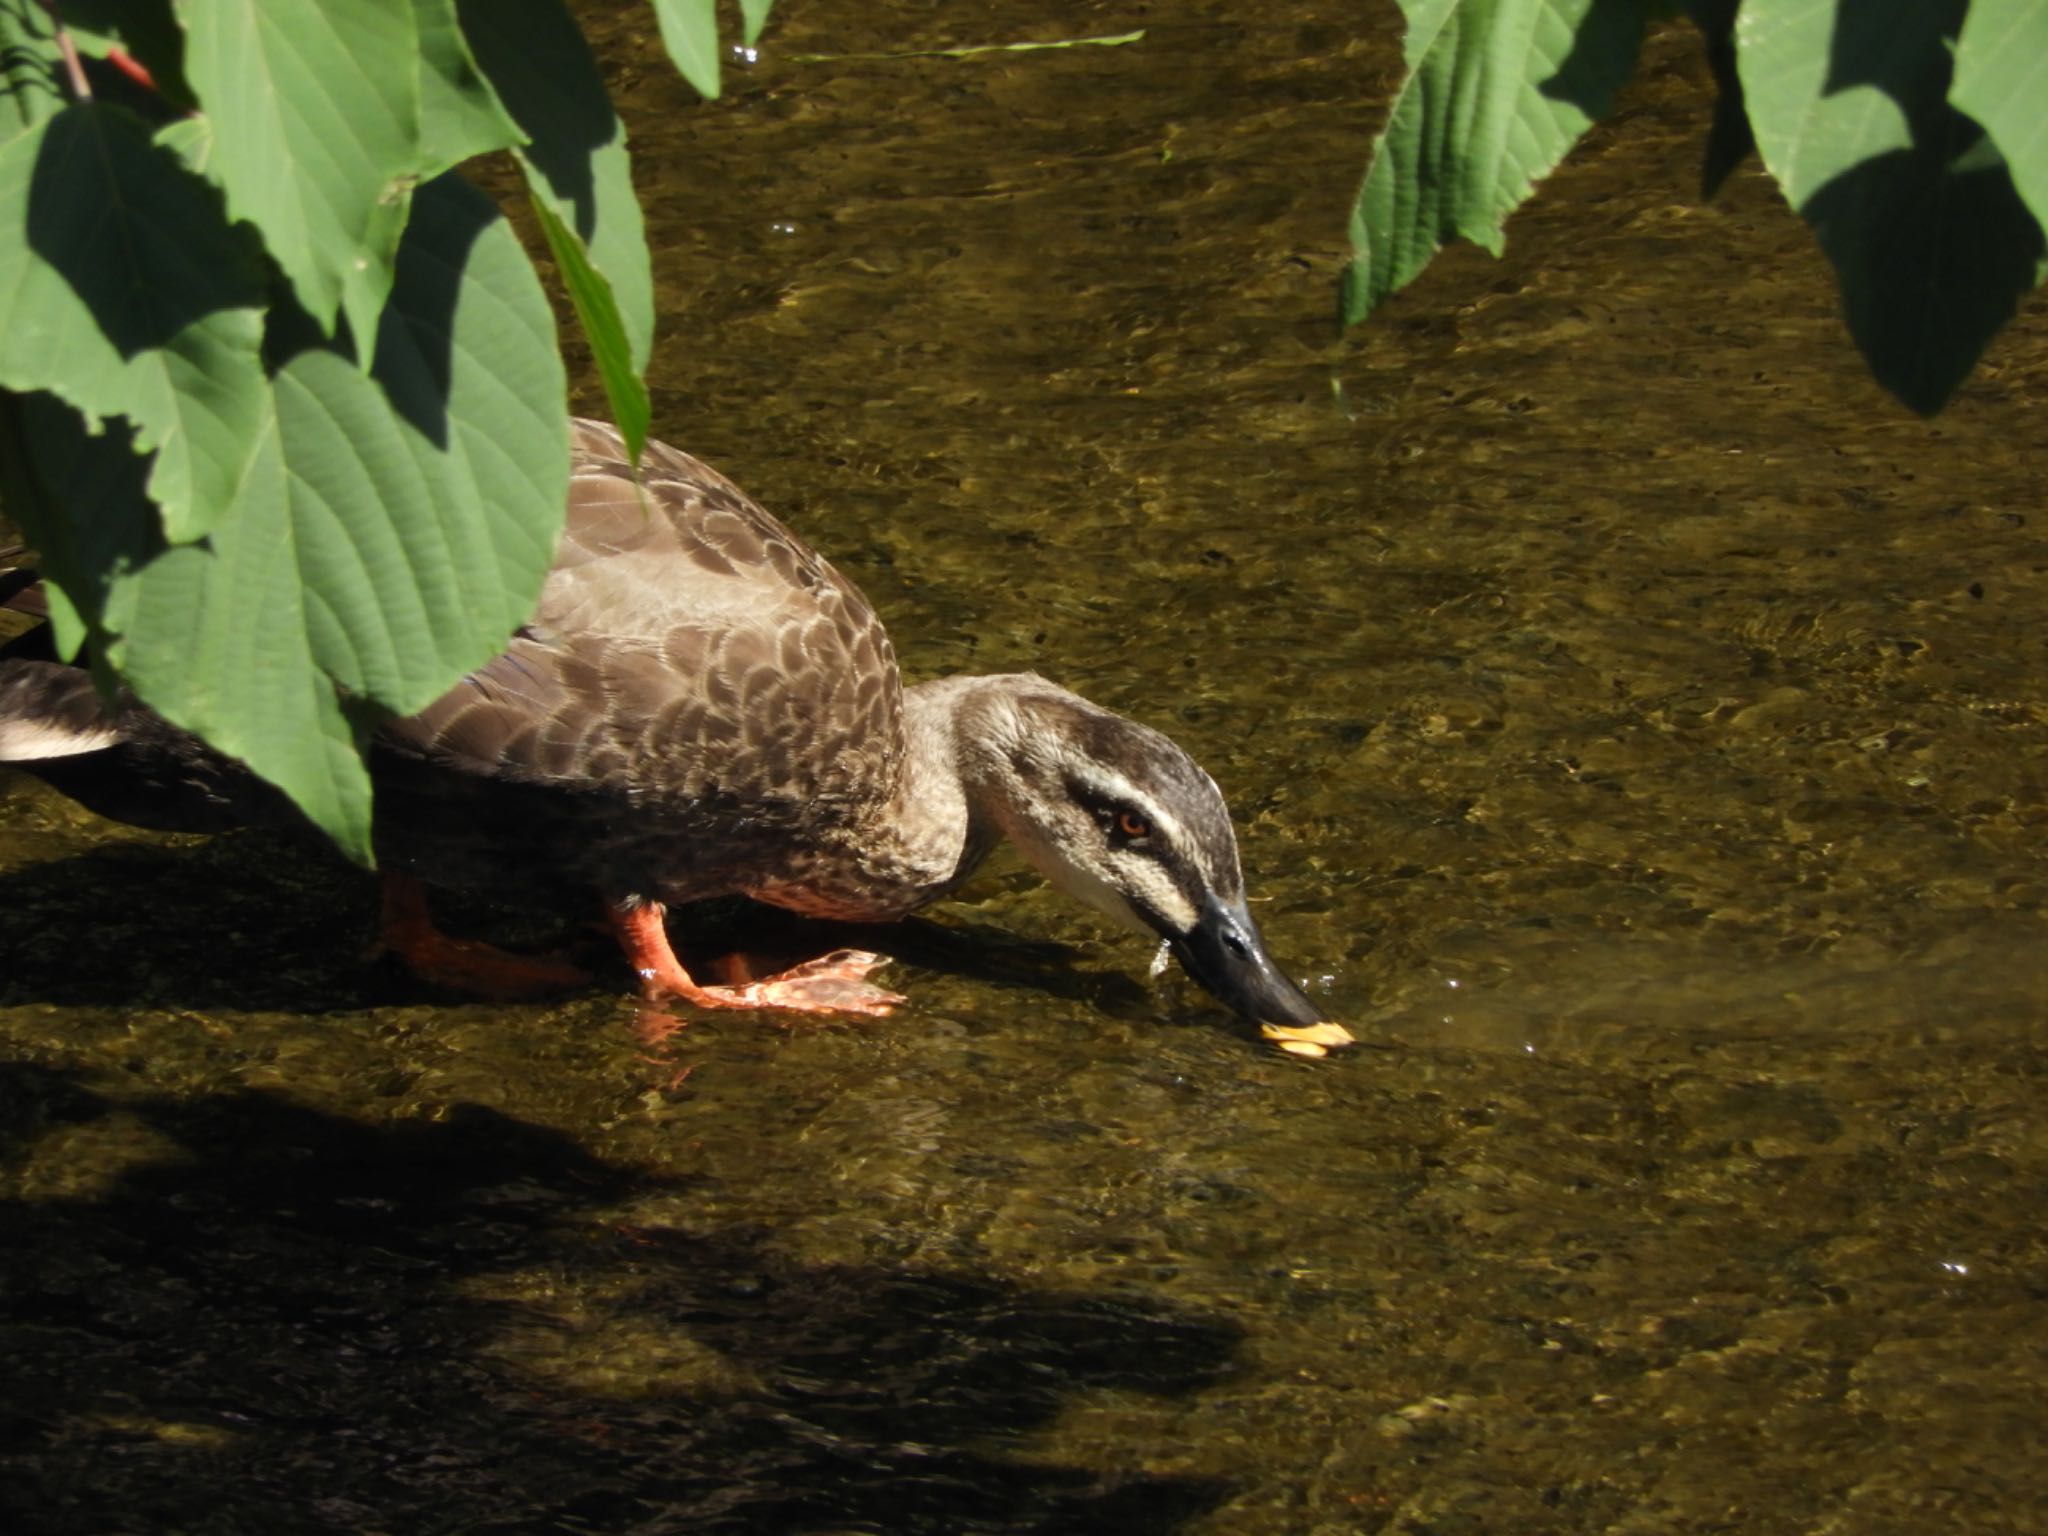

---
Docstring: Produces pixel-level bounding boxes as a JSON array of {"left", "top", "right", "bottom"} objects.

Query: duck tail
[
  {"left": 0, "top": 658, "right": 123, "bottom": 761},
  {"left": 0, "top": 564, "right": 125, "bottom": 762}
]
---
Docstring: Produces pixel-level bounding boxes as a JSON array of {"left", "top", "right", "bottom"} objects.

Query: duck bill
[{"left": 1167, "top": 893, "right": 1324, "bottom": 1028}]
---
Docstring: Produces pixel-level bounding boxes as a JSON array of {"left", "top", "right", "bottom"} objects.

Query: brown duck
[{"left": 0, "top": 421, "right": 1348, "bottom": 1048}]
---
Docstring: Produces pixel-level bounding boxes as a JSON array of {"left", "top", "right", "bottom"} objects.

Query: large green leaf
[
  {"left": 336, "top": 170, "right": 570, "bottom": 707},
  {"left": 1949, "top": 0, "right": 2048, "bottom": 240},
  {"left": 1339, "top": 0, "right": 1646, "bottom": 327},
  {"left": 110, "top": 400, "right": 379, "bottom": 859},
  {"left": 651, "top": 0, "right": 721, "bottom": 100},
  {"left": 0, "top": 104, "right": 267, "bottom": 541},
  {"left": 1737, "top": 0, "right": 2046, "bottom": 414},
  {"left": 414, "top": 0, "right": 527, "bottom": 175},
  {"left": 461, "top": 0, "right": 654, "bottom": 405},
  {"left": 18, "top": 174, "right": 568, "bottom": 863},
  {"left": 181, "top": 0, "right": 424, "bottom": 354}
]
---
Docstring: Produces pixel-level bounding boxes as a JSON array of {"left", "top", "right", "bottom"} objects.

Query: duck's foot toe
[
  {"left": 748, "top": 949, "right": 907, "bottom": 1015},
  {"left": 652, "top": 949, "right": 905, "bottom": 1017}
]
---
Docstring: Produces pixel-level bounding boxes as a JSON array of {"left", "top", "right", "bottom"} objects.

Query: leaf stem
[{"left": 36, "top": 1, "right": 91, "bottom": 100}]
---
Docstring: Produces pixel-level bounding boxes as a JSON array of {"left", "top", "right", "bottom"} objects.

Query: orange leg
[
  {"left": 607, "top": 900, "right": 904, "bottom": 1017},
  {"left": 376, "top": 872, "right": 592, "bottom": 1000}
]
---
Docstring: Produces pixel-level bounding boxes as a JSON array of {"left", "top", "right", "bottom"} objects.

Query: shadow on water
[
  {"left": 0, "top": 834, "right": 384, "bottom": 1013},
  {"left": 0, "top": 814, "right": 1155, "bottom": 1020},
  {"left": 0, "top": 1060, "right": 1237, "bottom": 1534}
]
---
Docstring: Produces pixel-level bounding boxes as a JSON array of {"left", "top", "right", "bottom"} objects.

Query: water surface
[{"left": 3, "top": 6, "right": 2045, "bottom": 1532}]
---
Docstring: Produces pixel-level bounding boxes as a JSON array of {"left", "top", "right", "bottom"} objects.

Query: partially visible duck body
[{"left": 0, "top": 421, "right": 1347, "bottom": 1047}]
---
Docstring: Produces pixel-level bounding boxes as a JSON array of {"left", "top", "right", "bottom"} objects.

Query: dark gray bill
[{"left": 1168, "top": 892, "right": 1323, "bottom": 1027}]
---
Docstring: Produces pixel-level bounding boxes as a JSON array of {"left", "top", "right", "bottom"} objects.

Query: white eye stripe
[{"left": 1068, "top": 768, "right": 1187, "bottom": 851}]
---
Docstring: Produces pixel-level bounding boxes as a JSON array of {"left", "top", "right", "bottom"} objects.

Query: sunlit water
[{"left": 4, "top": 6, "right": 2045, "bottom": 1532}]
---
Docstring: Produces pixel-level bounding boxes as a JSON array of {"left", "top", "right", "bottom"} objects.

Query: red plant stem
[{"left": 104, "top": 47, "right": 156, "bottom": 92}]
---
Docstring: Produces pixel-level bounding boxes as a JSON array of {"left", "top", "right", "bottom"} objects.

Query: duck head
[{"left": 967, "top": 680, "right": 1342, "bottom": 1037}]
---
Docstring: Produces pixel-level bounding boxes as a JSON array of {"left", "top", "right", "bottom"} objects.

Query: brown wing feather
[{"left": 376, "top": 419, "right": 903, "bottom": 902}]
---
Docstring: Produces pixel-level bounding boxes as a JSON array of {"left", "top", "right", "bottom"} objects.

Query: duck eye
[{"left": 1114, "top": 810, "right": 1151, "bottom": 842}]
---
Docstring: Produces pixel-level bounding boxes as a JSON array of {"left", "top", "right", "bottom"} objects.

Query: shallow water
[{"left": 4, "top": 6, "right": 2046, "bottom": 1532}]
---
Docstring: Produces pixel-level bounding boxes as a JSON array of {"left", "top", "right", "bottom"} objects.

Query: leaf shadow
[
  {"left": 1534, "top": 0, "right": 1647, "bottom": 123},
  {"left": 0, "top": 826, "right": 387, "bottom": 1013},
  {"left": 0, "top": 1062, "right": 1239, "bottom": 1534}
]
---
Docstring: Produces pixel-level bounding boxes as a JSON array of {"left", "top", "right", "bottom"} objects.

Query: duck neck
[
  {"left": 745, "top": 674, "right": 1021, "bottom": 922},
  {"left": 860, "top": 672, "right": 1048, "bottom": 914}
]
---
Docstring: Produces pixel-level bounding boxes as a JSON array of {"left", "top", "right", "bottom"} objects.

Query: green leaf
[
  {"left": 651, "top": 0, "right": 720, "bottom": 99},
  {"left": 414, "top": 0, "right": 527, "bottom": 175},
  {"left": 340, "top": 171, "right": 570, "bottom": 710},
  {"left": 739, "top": 0, "right": 775, "bottom": 49},
  {"left": 1950, "top": 0, "right": 2048, "bottom": 239},
  {"left": 0, "top": 104, "right": 268, "bottom": 541},
  {"left": 461, "top": 0, "right": 655, "bottom": 372},
  {"left": 153, "top": 112, "right": 214, "bottom": 173},
  {"left": 249, "top": 172, "right": 565, "bottom": 731},
  {"left": 4, "top": 395, "right": 162, "bottom": 661},
  {"left": 180, "top": 0, "right": 424, "bottom": 353},
  {"left": 1737, "top": 0, "right": 2046, "bottom": 414},
  {"left": 18, "top": 174, "right": 568, "bottom": 863},
  {"left": 0, "top": 0, "right": 65, "bottom": 137},
  {"left": 119, "top": 403, "right": 380, "bottom": 861},
  {"left": 530, "top": 193, "right": 651, "bottom": 461},
  {"left": 1339, "top": 0, "right": 1647, "bottom": 328},
  {"left": 10, "top": 395, "right": 373, "bottom": 856}
]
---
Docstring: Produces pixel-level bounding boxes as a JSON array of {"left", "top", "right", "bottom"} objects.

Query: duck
[{"left": 0, "top": 420, "right": 1350, "bottom": 1050}]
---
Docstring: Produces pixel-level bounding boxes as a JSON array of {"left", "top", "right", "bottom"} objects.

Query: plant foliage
[
  {"left": 1340, "top": 0, "right": 2048, "bottom": 415},
  {"left": 0, "top": 0, "right": 773, "bottom": 861}
]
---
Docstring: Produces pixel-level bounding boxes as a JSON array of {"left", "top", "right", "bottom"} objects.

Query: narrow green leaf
[
  {"left": 1737, "top": 0, "right": 2046, "bottom": 413},
  {"left": 650, "top": 0, "right": 721, "bottom": 99},
  {"left": 1950, "top": 0, "right": 2048, "bottom": 239},
  {"left": 739, "top": 0, "right": 775, "bottom": 49},
  {"left": 461, "top": 0, "right": 655, "bottom": 371},
  {"left": 414, "top": 0, "right": 527, "bottom": 175},
  {"left": 181, "top": 0, "right": 424, "bottom": 352},
  {"left": 1339, "top": 0, "right": 1646, "bottom": 329},
  {"left": 0, "top": 104, "right": 268, "bottom": 541},
  {"left": 530, "top": 193, "right": 652, "bottom": 461}
]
